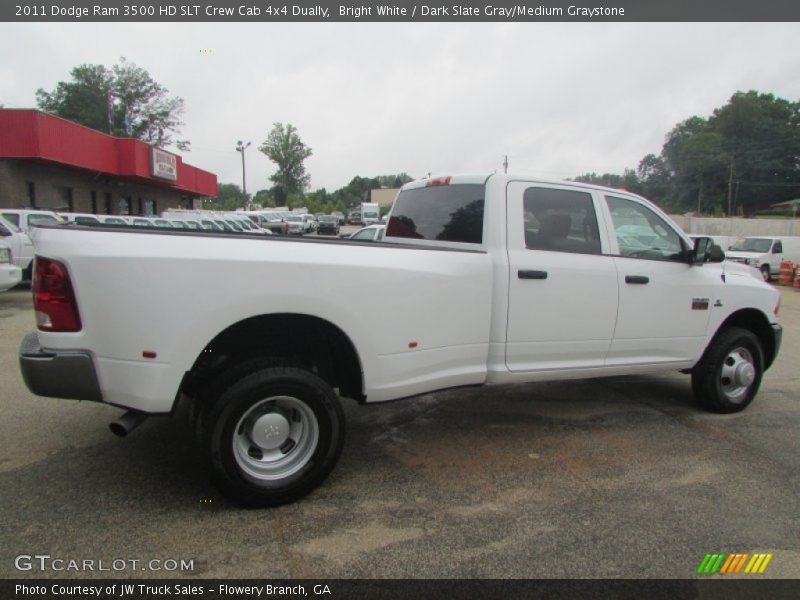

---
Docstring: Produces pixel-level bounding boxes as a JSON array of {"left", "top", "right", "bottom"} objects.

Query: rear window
[{"left": 386, "top": 184, "right": 484, "bottom": 244}]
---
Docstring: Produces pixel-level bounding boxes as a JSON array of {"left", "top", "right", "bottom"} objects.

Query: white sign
[{"left": 151, "top": 147, "right": 178, "bottom": 181}]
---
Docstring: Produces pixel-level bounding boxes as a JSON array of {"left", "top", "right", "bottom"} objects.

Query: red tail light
[{"left": 33, "top": 257, "right": 82, "bottom": 332}]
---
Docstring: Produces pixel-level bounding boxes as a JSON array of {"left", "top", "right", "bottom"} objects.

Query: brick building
[{"left": 0, "top": 109, "right": 216, "bottom": 215}]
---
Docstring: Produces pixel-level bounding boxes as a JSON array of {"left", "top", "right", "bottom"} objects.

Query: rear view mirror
[{"left": 690, "top": 237, "right": 724, "bottom": 264}]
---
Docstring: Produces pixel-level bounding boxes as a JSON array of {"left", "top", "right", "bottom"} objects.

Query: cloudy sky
[{"left": 1, "top": 22, "right": 799, "bottom": 192}]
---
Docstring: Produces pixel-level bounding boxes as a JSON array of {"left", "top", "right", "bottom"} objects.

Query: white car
[
  {"left": 284, "top": 215, "right": 306, "bottom": 235},
  {"left": 0, "top": 209, "right": 63, "bottom": 233},
  {"left": 0, "top": 215, "right": 35, "bottom": 279},
  {"left": 343, "top": 224, "right": 386, "bottom": 241},
  {"left": 99, "top": 216, "right": 132, "bottom": 226},
  {"left": 59, "top": 212, "right": 102, "bottom": 225},
  {"left": 0, "top": 242, "right": 22, "bottom": 291}
]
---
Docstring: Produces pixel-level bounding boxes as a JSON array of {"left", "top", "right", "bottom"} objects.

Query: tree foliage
[
  {"left": 36, "top": 58, "right": 188, "bottom": 150},
  {"left": 572, "top": 91, "right": 800, "bottom": 215},
  {"left": 258, "top": 123, "right": 313, "bottom": 201}
]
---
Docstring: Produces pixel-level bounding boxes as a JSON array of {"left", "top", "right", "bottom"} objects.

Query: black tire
[
  {"left": 691, "top": 327, "right": 764, "bottom": 414},
  {"left": 198, "top": 364, "right": 345, "bottom": 507},
  {"left": 760, "top": 265, "right": 770, "bottom": 282}
]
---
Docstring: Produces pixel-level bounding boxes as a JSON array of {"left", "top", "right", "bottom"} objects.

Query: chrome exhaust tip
[{"left": 109, "top": 410, "right": 148, "bottom": 437}]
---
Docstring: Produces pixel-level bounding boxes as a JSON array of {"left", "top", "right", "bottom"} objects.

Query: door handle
[
  {"left": 518, "top": 270, "right": 548, "bottom": 280},
  {"left": 625, "top": 275, "right": 649, "bottom": 284}
]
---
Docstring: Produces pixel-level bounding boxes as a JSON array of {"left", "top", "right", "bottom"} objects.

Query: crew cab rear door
[{"left": 505, "top": 182, "right": 618, "bottom": 372}]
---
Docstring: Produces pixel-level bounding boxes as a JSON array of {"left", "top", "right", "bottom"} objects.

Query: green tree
[
  {"left": 258, "top": 123, "right": 313, "bottom": 198},
  {"left": 201, "top": 182, "right": 248, "bottom": 211},
  {"left": 36, "top": 58, "right": 188, "bottom": 149}
]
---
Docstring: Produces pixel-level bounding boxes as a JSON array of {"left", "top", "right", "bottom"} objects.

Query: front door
[{"left": 601, "top": 194, "right": 715, "bottom": 365}]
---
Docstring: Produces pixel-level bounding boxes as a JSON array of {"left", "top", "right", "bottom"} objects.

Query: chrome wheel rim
[
  {"left": 719, "top": 347, "right": 756, "bottom": 403},
  {"left": 233, "top": 396, "right": 319, "bottom": 480}
]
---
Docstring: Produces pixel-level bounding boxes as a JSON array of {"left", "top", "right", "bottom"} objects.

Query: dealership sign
[{"left": 151, "top": 147, "right": 178, "bottom": 181}]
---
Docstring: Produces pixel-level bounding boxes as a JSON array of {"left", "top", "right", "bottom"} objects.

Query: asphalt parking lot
[{"left": 1, "top": 285, "right": 798, "bottom": 579}]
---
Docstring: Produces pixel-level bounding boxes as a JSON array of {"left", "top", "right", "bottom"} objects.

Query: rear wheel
[
  {"left": 198, "top": 364, "right": 345, "bottom": 507},
  {"left": 692, "top": 327, "right": 763, "bottom": 413}
]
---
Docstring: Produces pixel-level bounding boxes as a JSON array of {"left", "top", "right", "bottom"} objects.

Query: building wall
[
  {"left": 370, "top": 188, "right": 400, "bottom": 206},
  {"left": 0, "top": 159, "right": 199, "bottom": 215},
  {"left": 670, "top": 214, "right": 800, "bottom": 237}
]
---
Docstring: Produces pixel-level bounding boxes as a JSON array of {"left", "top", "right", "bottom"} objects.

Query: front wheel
[
  {"left": 760, "top": 265, "right": 771, "bottom": 282},
  {"left": 199, "top": 366, "right": 345, "bottom": 507},
  {"left": 691, "top": 327, "right": 764, "bottom": 413}
]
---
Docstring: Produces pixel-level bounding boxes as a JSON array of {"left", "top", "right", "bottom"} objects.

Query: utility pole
[
  {"left": 503, "top": 155, "right": 508, "bottom": 174},
  {"left": 236, "top": 140, "right": 251, "bottom": 207}
]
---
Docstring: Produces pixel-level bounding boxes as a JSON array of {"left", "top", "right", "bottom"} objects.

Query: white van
[{"left": 726, "top": 236, "right": 800, "bottom": 281}]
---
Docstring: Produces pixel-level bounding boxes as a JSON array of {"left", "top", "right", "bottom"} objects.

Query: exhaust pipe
[{"left": 109, "top": 410, "right": 148, "bottom": 437}]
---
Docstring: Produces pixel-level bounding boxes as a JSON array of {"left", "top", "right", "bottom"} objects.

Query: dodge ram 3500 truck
[{"left": 19, "top": 174, "right": 782, "bottom": 506}]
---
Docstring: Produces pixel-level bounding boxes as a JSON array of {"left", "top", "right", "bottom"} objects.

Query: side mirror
[
  {"left": 0, "top": 227, "right": 10, "bottom": 237},
  {"left": 690, "top": 237, "right": 724, "bottom": 264}
]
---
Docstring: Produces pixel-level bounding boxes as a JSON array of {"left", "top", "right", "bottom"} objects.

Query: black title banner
[{"left": 3, "top": 0, "right": 800, "bottom": 22}]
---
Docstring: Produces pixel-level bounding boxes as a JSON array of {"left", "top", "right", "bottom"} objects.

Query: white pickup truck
[{"left": 19, "top": 174, "right": 782, "bottom": 506}]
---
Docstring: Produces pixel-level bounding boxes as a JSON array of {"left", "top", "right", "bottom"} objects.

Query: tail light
[{"left": 33, "top": 257, "right": 82, "bottom": 332}]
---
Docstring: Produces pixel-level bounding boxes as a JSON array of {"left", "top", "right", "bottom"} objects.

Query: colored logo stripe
[{"left": 697, "top": 552, "right": 773, "bottom": 574}]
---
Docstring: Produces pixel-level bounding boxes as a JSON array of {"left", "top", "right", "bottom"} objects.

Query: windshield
[
  {"left": 286, "top": 216, "right": 302, "bottom": 222},
  {"left": 729, "top": 238, "right": 773, "bottom": 253},
  {"left": 28, "top": 214, "right": 61, "bottom": 227},
  {"left": 319, "top": 216, "right": 336, "bottom": 222}
]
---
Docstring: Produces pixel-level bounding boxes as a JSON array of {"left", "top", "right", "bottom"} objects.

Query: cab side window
[
  {"left": 523, "top": 187, "right": 601, "bottom": 254},
  {"left": 1, "top": 213, "right": 20, "bottom": 228},
  {"left": 773, "top": 241, "right": 783, "bottom": 254},
  {"left": 605, "top": 195, "right": 685, "bottom": 261}
]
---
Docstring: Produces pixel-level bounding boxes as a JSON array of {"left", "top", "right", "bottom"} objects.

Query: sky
[{"left": 1, "top": 22, "right": 799, "bottom": 193}]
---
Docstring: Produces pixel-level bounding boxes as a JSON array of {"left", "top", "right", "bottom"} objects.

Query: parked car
[
  {"left": 284, "top": 215, "right": 305, "bottom": 235},
  {"left": 59, "top": 212, "right": 102, "bottom": 225},
  {"left": 725, "top": 236, "right": 800, "bottom": 282},
  {"left": 0, "top": 209, "right": 64, "bottom": 232},
  {"left": 0, "top": 216, "right": 34, "bottom": 279},
  {"left": 131, "top": 218, "right": 153, "bottom": 227},
  {"left": 0, "top": 242, "right": 22, "bottom": 291},
  {"left": 18, "top": 173, "right": 782, "bottom": 508},
  {"left": 99, "top": 216, "right": 132, "bottom": 226},
  {"left": 341, "top": 224, "right": 385, "bottom": 241},
  {"left": 301, "top": 214, "right": 316, "bottom": 233},
  {"left": 316, "top": 215, "right": 340, "bottom": 235},
  {"left": 347, "top": 211, "right": 362, "bottom": 225},
  {"left": 332, "top": 212, "right": 345, "bottom": 225}
]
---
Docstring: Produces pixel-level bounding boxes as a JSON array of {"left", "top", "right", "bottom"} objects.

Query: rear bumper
[{"left": 18, "top": 332, "right": 103, "bottom": 402}]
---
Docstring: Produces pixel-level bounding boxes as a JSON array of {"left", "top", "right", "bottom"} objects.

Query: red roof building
[{"left": 0, "top": 109, "right": 217, "bottom": 215}]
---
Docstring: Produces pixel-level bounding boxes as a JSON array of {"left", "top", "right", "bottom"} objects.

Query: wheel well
[
  {"left": 715, "top": 309, "right": 777, "bottom": 369},
  {"left": 185, "top": 314, "right": 364, "bottom": 402}
]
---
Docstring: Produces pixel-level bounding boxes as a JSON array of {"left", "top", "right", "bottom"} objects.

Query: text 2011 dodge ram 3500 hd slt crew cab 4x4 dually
[{"left": 19, "top": 174, "right": 782, "bottom": 506}]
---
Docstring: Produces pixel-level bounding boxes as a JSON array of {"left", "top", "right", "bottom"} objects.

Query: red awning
[{"left": 0, "top": 109, "right": 216, "bottom": 197}]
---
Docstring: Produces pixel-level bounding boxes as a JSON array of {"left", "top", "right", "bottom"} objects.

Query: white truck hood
[{"left": 723, "top": 259, "right": 762, "bottom": 280}]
